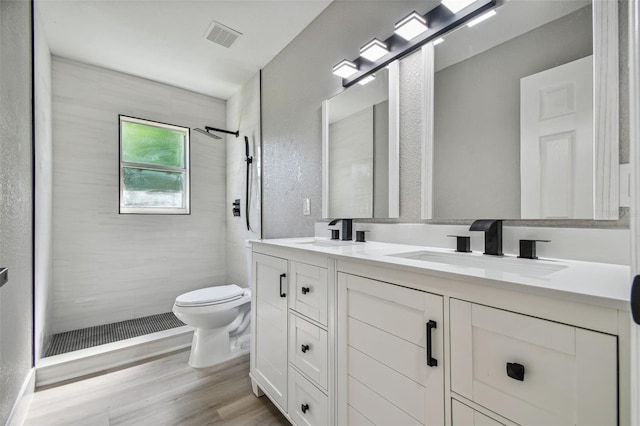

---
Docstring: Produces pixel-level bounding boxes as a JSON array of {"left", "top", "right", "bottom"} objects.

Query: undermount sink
[
  {"left": 388, "top": 250, "right": 567, "bottom": 277},
  {"left": 296, "top": 239, "right": 356, "bottom": 248}
]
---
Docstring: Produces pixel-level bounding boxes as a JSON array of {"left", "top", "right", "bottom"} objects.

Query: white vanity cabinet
[
  {"left": 251, "top": 239, "right": 629, "bottom": 426},
  {"left": 250, "top": 243, "right": 333, "bottom": 425},
  {"left": 337, "top": 273, "right": 445, "bottom": 426}
]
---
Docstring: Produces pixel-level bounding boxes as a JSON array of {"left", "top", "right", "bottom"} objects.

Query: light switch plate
[
  {"left": 620, "top": 163, "right": 630, "bottom": 208},
  {"left": 303, "top": 198, "right": 311, "bottom": 216}
]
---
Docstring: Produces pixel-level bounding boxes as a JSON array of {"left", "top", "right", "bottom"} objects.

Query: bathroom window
[{"left": 119, "top": 115, "right": 190, "bottom": 214}]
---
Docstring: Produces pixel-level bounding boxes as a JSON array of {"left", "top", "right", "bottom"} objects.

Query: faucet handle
[
  {"left": 447, "top": 235, "right": 471, "bottom": 253},
  {"left": 518, "top": 239, "right": 550, "bottom": 259},
  {"left": 355, "top": 230, "right": 370, "bottom": 242}
]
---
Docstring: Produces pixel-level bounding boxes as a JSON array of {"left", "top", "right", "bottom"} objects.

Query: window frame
[{"left": 118, "top": 115, "right": 191, "bottom": 215}]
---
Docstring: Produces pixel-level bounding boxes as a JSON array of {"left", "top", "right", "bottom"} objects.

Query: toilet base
[
  {"left": 188, "top": 327, "right": 231, "bottom": 368},
  {"left": 188, "top": 327, "right": 250, "bottom": 369}
]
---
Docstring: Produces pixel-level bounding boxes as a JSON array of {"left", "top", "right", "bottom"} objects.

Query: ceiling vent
[{"left": 204, "top": 20, "right": 242, "bottom": 48}]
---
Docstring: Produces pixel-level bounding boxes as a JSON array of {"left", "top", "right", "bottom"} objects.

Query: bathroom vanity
[{"left": 249, "top": 237, "right": 630, "bottom": 426}]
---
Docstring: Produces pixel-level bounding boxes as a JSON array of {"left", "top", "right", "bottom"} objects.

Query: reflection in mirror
[
  {"left": 322, "top": 62, "right": 399, "bottom": 219},
  {"left": 423, "top": 0, "right": 619, "bottom": 220}
]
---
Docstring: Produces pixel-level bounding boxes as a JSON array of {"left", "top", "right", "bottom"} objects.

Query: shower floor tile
[{"left": 45, "top": 312, "right": 185, "bottom": 357}]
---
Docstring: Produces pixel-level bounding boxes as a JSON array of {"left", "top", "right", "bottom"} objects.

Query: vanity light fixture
[
  {"left": 467, "top": 9, "right": 496, "bottom": 27},
  {"left": 360, "top": 39, "right": 389, "bottom": 62},
  {"left": 394, "top": 12, "right": 428, "bottom": 41},
  {"left": 441, "top": 0, "right": 477, "bottom": 14},
  {"left": 332, "top": 59, "right": 358, "bottom": 78},
  {"left": 358, "top": 74, "right": 376, "bottom": 85},
  {"left": 336, "top": 0, "right": 495, "bottom": 87},
  {"left": 433, "top": 37, "right": 445, "bottom": 46}
]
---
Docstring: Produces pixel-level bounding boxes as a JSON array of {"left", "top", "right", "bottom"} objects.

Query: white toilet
[{"left": 173, "top": 284, "right": 251, "bottom": 368}]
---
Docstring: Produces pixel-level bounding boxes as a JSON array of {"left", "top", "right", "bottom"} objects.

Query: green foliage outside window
[
  {"left": 121, "top": 121, "right": 185, "bottom": 168},
  {"left": 119, "top": 116, "right": 190, "bottom": 213}
]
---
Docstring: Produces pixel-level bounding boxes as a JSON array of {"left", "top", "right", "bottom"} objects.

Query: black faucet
[
  {"left": 328, "top": 218, "right": 353, "bottom": 241},
  {"left": 469, "top": 220, "right": 503, "bottom": 256}
]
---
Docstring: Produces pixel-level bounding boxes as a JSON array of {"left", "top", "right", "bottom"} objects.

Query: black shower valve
[{"left": 232, "top": 199, "right": 241, "bottom": 217}]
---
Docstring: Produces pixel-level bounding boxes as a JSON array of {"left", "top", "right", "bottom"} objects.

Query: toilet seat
[{"left": 175, "top": 284, "right": 245, "bottom": 307}]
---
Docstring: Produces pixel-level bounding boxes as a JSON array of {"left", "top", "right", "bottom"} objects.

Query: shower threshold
[
  {"left": 45, "top": 312, "right": 185, "bottom": 357},
  {"left": 37, "top": 313, "right": 193, "bottom": 388}
]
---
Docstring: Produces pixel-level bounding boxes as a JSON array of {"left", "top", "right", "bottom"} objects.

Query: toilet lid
[{"left": 175, "top": 284, "right": 245, "bottom": 307}]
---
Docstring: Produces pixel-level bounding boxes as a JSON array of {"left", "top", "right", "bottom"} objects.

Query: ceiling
[{"left": 37, "top": 0, "right": 333, "bottom": 100}]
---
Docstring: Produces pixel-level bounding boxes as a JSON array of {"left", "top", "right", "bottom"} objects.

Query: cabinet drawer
[
  {"left": 450, "top": 299, "right": 617, "bottom": 426},
  {"left": 288, "top": 368, "right": 328, "bottom": 426},
  {"left": 289, "top": 314, "right": 328, "bottom": 390},
  {"left": 451, "top": 399, "right": 505, "bottom": 426},
  {"left": 290, "top": 261, "right": 328, "bottom": 325}
]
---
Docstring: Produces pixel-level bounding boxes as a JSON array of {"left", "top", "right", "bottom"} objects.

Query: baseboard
[
  {"left": 36, "top": 325, "right": 193, "bottom": 388},
  {"left": 6, "top": 368, "right": 35, "bottom": 426}
]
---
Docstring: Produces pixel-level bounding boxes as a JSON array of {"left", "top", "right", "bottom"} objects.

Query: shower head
[
  {"left": 193, "top": 126, "right": 240, "bottom": 140},
  {"left": 194, "top": 128, "right": 222, "bottom": 139}
]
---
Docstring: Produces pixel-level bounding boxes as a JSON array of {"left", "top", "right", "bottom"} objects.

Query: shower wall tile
[
  {"left": 52, "top": 57, "right": 227, "bottom": 333},
  {"left": 226, "top": 73, "right": 261, "bottom": 287}
]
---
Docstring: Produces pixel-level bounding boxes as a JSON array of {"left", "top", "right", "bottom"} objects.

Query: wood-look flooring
[{"left": 25, "top": 350, "right": 290, "bottom": 426}]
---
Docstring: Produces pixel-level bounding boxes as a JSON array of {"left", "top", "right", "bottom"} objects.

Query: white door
[
  {"left": 520, "top": 56, "right": 593, "bottom": 219},
  {"left": 252, "top": 253, "right": 288, "bottom": 411}
]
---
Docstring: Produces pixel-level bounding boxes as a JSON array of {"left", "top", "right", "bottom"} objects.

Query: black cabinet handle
[
  {"left": 301, "top": 286, "right": 310, "bottom": 295},
  {"left": 301, "top": 344, "right": 310, "bottom": 353},
  {"left": 426, "top": 320, "right": 438, "bottom": 367},
  {"left": 632, "top": 275, "right": 640, "bottom": 324},
  {"left": 279, "top": 273, "right": 286, "bottom": 297},
  {"left": 506, "top": 362, "right": 525, "bottom": 381},
  {"left": 301, "top": 403, "right": 309, "bottom": 414}
]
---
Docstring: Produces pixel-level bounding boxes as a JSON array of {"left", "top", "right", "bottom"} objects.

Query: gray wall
[
  {"left": 433, "top": 7, "right": 592, "bottom": 219},
  {"left": 0, "top": 0, "right": 34, "bottom": 422},
  {"left": 51, "top": 58, "right": 228, "bottom": 333},
  {"left": 34, "top": 2, "right": 54, "bottom": 362},
  {"left": 261, "top": 1, "right": 429, "bottom": 238},
  {"left": 226, "top": 73, "right": 261, "bottom": 288}
]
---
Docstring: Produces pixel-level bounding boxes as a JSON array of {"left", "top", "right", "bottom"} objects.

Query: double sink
[{"left": 295, "top": 239, "right": 567, "bottom": 278}]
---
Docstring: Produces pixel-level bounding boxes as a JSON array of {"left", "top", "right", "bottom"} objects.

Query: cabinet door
[
  {"left": 450, "top": 299, "right": 617, "bottom": 426},
  {"left": 252, "top": 253, "right": 288, "bottom": 411},
  {"left": 337, "top": 273, "right": 444, "bottom": 426}
]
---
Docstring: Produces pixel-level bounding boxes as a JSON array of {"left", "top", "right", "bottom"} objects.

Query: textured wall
[
  {"left": 261, "top": 1, "right": 431, "bottom": 238},
  {"left": 226, "top": 73, "right": 261, "bottom": 288},
  {"left": 34, "top": 2, "right": 54, "bottom": 362},
  {"left": 0, "top": 0, "right": 34, "bottom": 422},
  {"left": 52, "top": 58, "right": 227, "bottom": 333}
]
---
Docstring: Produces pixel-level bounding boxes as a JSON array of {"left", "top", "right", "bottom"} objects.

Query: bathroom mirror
[
  {"left": 322, "top": 62, "right": 399, "bottom": 219},
  {"left": 422, "top": 0, "right": 619, "bottom": 220}
]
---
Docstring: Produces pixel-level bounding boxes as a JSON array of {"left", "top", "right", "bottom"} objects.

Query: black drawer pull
[
  {"left": 426, "top": 320, "right": 438, "bottom": 367},
  {"left": 279, "top": 273, "right": 286, "bottom": 297},
  {"left": 301, "top": 344, "right": 310, "bottom": 353},
  {"left": 506, "top": 362, "right": 525, "bottom": 381},
  {"left": 301, "top": 403, "right": 309, "bottom": 414},
  {"left": 301, "top": 286, "right": 310, "bottom": 295}
]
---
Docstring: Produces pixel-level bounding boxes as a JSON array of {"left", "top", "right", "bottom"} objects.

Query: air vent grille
[{"left": 204, "top": 20, "right": 242, "bottom": 48}]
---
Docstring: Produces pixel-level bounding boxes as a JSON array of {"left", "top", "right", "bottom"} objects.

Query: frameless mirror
[
  {"left": 322, "top": 62, "right": 399, "bottom": 219},
  {"left": 422, "top": 0, "right": 619, "bottom": 220}
]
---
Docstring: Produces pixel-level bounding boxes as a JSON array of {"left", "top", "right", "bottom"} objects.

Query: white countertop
[{"left": 252, "top": 237, "right": 631, "bottom": 311}]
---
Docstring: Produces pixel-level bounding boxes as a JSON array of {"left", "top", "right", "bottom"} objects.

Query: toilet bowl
[{"left": 173, "top": 284, "right": 251, "bottom": 368}]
